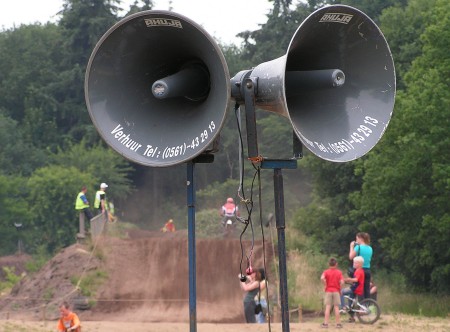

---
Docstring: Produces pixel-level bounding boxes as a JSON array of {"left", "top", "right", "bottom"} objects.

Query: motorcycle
[{"left": 222, "top": 216, "right": 237, "bottom": 238}]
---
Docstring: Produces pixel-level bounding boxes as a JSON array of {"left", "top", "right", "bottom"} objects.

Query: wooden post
[
  {"left": 76, "top": 213, "right": 86, "bottom": 243},
  {"left": 79, "top": 213, "right": 85, "bottom": 236},
  {"left": 42, "top": 304, "right": 46, "bottom": 323},
  {"left": 298, "top": 305, "right": 302, "bottom": 322}
]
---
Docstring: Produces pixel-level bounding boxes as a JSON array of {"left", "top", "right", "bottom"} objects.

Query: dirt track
[
  {"left": 1, "top": 232, "right": 449, "bottom": 331},
  {"left": 1, "top": 315, "right": 450, "bottom": 332},
  {"left": 0, "top": 233, "right": 273, "bottom": 323}
]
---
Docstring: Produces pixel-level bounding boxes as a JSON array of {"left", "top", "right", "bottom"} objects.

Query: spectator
[
  {"left": 94, "top": 183, "right": 108, "bottom": 217},
  {"left": 57, "top": 301, "right": 81, "bottom": 332},
  {"left": 349, "top": 232, "right": 372, "bottom": 299},
  {"left": 320, "top": 257, "right": 344, "bottom": 328},
  {"left": 255, "top": 268, "right": 268, "bottom": 323},
  {"left": 342, "top": 256, "right": 365, "bottom": 323},
  {"left": 370, "top": 280, "right": 378, "bottom": 301},
  {"left": 75, "top": 186, "right": 93, "bottom": 222},
  {"left": 238, "top": 269, "right": 259, "bottom": 323}
]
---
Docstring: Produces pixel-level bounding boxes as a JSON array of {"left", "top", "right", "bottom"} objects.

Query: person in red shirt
[
  {"left": 161, "top": 219, "right": 175, "bottom": 232},
  {"left": 57, "top": 301, "right": 81, "bottom": 332},
  {"left": 320, "top": 257, "right": 344, "bottom": 328},
  {"left": 342, "top": 256, "right": 365, "bottom": 322}
]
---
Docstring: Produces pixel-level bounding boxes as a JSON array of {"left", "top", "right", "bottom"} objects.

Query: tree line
[{"left": 0, "top": 0, "right": 448, "bottom": 293}]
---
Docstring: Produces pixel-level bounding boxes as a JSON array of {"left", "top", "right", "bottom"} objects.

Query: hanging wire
[
  {"left": 234, "top": 102, "right": 273, "bottom": 329},
  {"left": 234, "top": 102, "right": 255, "bottom": 275}
]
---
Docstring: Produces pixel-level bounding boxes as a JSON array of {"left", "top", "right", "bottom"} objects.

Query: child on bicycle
[
  {"left": 320, "top": 257, "right": 344, "bottom": 328},
  {"left": 342, "top": 256, "right": 365, "bottom": 322}
]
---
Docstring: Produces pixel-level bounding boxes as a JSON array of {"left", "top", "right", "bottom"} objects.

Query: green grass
[
  {"left": 71, "top": 269, "right": 108, "bottom": 297},
  {"left": 283, "top": 227, "right": 450, "bottom": 318},
  {"left": 0, "top": 322, "right": 53, "bottom": 332},
  {"left": 0, "top": 267, "right": 23, "bottom": 293},
  {"left": 284, "top": 245, "right": 450, "bottom": 317},
  {"left": 380, "top": 291, "right": 450, "bottom": 317}
]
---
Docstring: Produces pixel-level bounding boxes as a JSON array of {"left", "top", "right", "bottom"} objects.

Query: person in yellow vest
[
  {"left": 75, "top": 186, "right": 93, "bottom": 221},
  {"left": 94, "top": 183, "right": 108, "bottom": 217}
]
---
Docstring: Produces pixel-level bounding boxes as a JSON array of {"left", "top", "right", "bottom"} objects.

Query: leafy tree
[
  {"left": 292, "top": 156, "right": 361, "bottom": 257},
  {"left": 0, "top": 175, "right": 31, "bottom": 255},
  {"left": 238, "top": 0, "right": 311, "bottom": 65},
  {"left": 337, "top": 0, "right": 408, "bottom": 22},
  {"left": 0, "top": 24, "right": 69, "bottom": 151},
  {"left": 0, "top": 112, "right": 47, "bottom": 176},
  {"left": 350, "top": 0, "right": 450, "bottom": 292},
  {"left": 290, "top": 0, "right": 448, "bottom": 293},
  {"left": 123, "top": 0, "right": 154, "bottom": 15},
  {"left": 58, "top": 0, "right": 120, "bottom": 66},
  {"left": 380, "top": 0, "right": 437, "bottom": 89},
  {"left": 51, "top": 140, "right": 135, "bottom": 203},
  {"left": 27, "top": 165, "right": 96, "bottom": 253},
  {"left": 52, "top": 0, "right": 123, "bottom": 145}
]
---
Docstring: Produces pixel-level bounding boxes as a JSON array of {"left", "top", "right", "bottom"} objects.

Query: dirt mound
[
  {"left": 0, "top": 244, "right": 101, "bottom": 320},
  {"left": 0, "top": 232, "right": 274, "bottom": 323}
]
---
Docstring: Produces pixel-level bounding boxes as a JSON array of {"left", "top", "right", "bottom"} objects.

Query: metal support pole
[
  {"left": 273, "top": 167, "right": 290, "bottom": 332},
  {"left": 187, "top": 161, "right": 197, "bottom": 332}
]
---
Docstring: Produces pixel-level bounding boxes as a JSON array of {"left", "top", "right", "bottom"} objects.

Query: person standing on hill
[
  {"left": 349, "top": 232, "right": 372, "bottom": 299},
  {"left": 94, "top": 183, "right": 108, "bottom": 217},
  {"left": 75, "top": 186, "right": 93, "bottom": 222},
  {"left": 57, "top": 301, "right": 81, "bottom": 332}
]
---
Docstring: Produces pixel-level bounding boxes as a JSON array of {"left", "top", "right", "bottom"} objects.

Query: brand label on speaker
[
  {"left": 144, "top": 18, "right": 182, "bottom": 29},
  {"left": 319, "top": 13, "right": 353, "bottom": 24}
]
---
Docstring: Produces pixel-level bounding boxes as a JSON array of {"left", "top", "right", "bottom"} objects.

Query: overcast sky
[{"left": 0, "top": 0, "right": 272, "bottom": 44}]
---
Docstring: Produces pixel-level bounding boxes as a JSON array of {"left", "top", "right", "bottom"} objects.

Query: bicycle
[{"left": 341, "top": 295, "right": 381, "bottom": 324}]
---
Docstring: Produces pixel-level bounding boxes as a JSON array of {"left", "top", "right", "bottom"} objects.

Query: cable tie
[{"left": 248, "top": 155, "right": 263, "bottom": 163}]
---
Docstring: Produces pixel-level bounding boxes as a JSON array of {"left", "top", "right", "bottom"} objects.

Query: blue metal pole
[
  {"left": 274, "top": 167, "right": 290, "bottom": 332},
  {"left": 187, "top": 161, "right": 197, "bottom": 332}
]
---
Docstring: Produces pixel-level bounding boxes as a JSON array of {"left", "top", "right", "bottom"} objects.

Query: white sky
[{"left": 0, "top": 0, "right": 273, "bottom": 44}]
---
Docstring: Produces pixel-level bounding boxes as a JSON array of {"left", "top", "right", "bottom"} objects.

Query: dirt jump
[
  {"left": 1, "top": 230, "right": 450, "bottom": 331},
  {"left": 0, "top": 229, "right": 274, "bottom": 324}
]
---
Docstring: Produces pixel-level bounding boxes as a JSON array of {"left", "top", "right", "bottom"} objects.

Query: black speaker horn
[
  {"left": 231, "top": 5, "right": 396, "bottom": 162},
  {"left": 85, "top": 11, "right": 230, "bottom": 167}
]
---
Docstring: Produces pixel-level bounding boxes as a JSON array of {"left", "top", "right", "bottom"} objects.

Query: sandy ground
[
  {"left": 1, "top": 236, "right": 449, "bottom": 332},
  {"left": 1, "top": 314, "right": 449, "bottom": 332}
]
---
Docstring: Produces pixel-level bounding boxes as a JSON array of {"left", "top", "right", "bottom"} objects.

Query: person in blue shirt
[{"left": 349, "top": 232, "right": 373, "bottom": 299}]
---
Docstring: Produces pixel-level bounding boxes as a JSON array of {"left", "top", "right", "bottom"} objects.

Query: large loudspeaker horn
[
  {"left": 232, "top": 5, "right": 396, "bottom": 162},
  {"left": 85, "top": 11, "right": 230, "bottom": 167}
]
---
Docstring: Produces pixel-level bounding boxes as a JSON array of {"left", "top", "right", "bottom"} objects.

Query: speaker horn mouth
[
  {"left": 231, "top": 5, "right": 395, "bottom": 162},
  {"left": 285, "top": 69, "right": 345, "bottom": 95},
  {"left": 152, "top": 61, "right": 210, "bottom": 101},
  {"left": 85, "top": 10, "right": 230, "bottom": 167}
]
